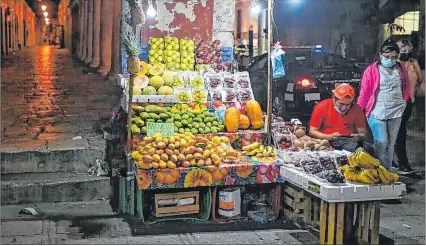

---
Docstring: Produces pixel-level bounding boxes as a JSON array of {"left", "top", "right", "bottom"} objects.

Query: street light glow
[
  {"left": 43, "top": 12, "right": 48, "bottom": 17},
  {"left": 45, "top": 17, "right": 49, "bottom": 22},
  {"left": 147, "top": 0, "right": 156, "bottom": 17},
  {"left": 41, "top": 5, "right": 47, "bottom": 11},
  {"left": 290, "top": 0, "right": 301, "bottom": 3},
  {"left": 251, "top": 0, "right": 260, "bottom": 15}
]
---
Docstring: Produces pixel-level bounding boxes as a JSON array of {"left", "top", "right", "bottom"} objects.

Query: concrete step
[
  {"left": 1, "top": 172, "right": 111, "bottom": 205},
  {"left": 0, "top": 137, "right": 106, "bottom": 174}
]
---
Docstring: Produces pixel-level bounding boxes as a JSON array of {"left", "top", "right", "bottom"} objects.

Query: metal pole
[
  {"left": 266, "top": 0, "right": 272, "bottom": 134},
  {"left": 125, "top": 74, "right": 135, "bottom": 215}
]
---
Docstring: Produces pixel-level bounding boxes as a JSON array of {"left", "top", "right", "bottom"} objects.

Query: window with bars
[{"left": 394, "top": 11, "right": 420, "bottom": 35}]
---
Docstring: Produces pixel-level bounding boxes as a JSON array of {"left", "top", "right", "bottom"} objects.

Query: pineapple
[{"left": 122, "top": 32, "right": 140, "bottom": 75}]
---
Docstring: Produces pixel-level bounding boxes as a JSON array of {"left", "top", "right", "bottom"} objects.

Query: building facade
[{"left": 1, "top": 0, "right": 37, "bottom": 56}]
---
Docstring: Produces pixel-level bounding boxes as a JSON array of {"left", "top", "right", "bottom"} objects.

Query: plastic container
[
  {"left": 204, "top": 72, "right": 223, "bottom": 89},
  {"left": 210, "top": 90, "right": 224, "bottom": 101},
  {"left": 175, "top": 88, "right": 192, "bottom": 103},
  {"left": 171, "top": 72, "right": 186, "bottom": 88},
  {"left": 223, "top": 72, "right": 237, "bottom": 88},
  {"left": 235, "top": 71, "right": 251, "bottom": 88},
  {"left": 238, "top": 88, "right": 254, "bottom": 102},
  {"left": 192, "top": 88, "right": 208, "bottom": 103},
  {"left": 223, "top": 89, "right": 237, "bottom": 102},
  {"left": 189, "top": 72, "right": 205, "bottom": 88}
]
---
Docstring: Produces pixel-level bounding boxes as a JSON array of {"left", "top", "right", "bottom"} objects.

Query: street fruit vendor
[{"left": 309, "top": 83, "right": 366, "bottom": 141}]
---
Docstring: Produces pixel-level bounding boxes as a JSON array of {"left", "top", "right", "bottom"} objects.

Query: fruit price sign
[{"left": 146, "top": 122, "right": 175, "bottom": 137}]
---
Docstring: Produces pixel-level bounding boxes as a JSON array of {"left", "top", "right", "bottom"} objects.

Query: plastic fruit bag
[{"left": 271, "top": 46, "right": 286, "bottom": 79}]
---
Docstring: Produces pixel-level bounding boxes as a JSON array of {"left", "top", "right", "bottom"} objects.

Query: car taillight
[{"left": 296, "top": 78, "right": 316, "bottom": 89}]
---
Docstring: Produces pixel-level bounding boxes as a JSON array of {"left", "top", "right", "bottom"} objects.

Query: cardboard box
[{"left": 218, "top": 188, "right": 241, "bottom": 217}]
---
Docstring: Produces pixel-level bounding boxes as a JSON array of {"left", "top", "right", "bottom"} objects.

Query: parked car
[{"left": 246, "top": 45, "right": 363, "bottom": 123}]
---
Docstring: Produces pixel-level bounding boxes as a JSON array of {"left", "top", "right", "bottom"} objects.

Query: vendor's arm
[{"left": 309, "top": 126, "right": 341, "bottom": 140}]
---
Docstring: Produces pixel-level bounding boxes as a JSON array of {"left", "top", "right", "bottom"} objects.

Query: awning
[{"left": 378, "top": 0, "right": 420, "bottom": 23}]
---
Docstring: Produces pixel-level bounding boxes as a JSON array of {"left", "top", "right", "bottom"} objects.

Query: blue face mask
[{"left": 380, "top": 56, "right": 397, "bottom": 68}]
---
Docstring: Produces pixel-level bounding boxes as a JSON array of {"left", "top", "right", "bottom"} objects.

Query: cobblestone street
[{"left": 1, "top": 46, "right": 119, "bottom": 150}]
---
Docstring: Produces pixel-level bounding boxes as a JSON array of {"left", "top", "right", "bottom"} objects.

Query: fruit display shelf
[
  {"left": 136, "top": 156, "right": 284, "bottom": 190},
  {"left": 280, "top": 165, "right": 406, "bottom": 203},
  {"left": 121, "top": 91, "right": 178, "bottom": 112}
]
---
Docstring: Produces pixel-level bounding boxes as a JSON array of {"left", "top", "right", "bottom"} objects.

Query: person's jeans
[
  {"left": 394, "top": 101, "right": 414, "bottom": 169},
  {"left": 367, "top": 116, "right": 402, "bottom": 169}
]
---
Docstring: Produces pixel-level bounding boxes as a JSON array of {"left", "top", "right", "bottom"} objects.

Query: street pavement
[{"left": 1, "top": 46, "right": 119, "bottom": 150}]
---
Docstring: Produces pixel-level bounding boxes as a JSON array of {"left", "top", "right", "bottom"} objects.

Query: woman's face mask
[{"left": 380, "top": 55, "right": 397, "bottom": 68}]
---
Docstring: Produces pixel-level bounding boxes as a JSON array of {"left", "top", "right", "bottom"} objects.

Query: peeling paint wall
[
  {"left": 140, "top": 0, "right": 214, "bottom": 43},
  {"left": 212, "top": 0, "right": 235, "bottom": 46}
]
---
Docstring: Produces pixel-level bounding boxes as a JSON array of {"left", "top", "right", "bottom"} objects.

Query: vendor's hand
[{"left": 329, "top": 132, "right": 341, "bottom": 140}]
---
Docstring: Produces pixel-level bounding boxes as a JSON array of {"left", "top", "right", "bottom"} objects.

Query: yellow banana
[
  {"left": 377, "top": 167, "right": 390, "bottom": 185},
  {"left": 378, "top": 165, "right": 394, "bottom": 183},
  {"left": 361, "top": 170, "right": 379, "bottom": 184},
  {"left": 370, "top": 169, "right": 381, "bottom": 183},
  {"left": 391, "top": 173, "right": 400, "bottom": 182},
  {"left": 264, "top": 146, "right": 273, "bottom": 157},
  {"left": 258, "top": 145, "right": 265, "bottom": 153},
  {"left": 242, "top": 142, "right": 260, "bottom": 151},
  {"left": 256, "top": 152, "right": 264, "bottom": 158},
  {"left": 247, "top": 148, "right": 260, "bottom": 156}
]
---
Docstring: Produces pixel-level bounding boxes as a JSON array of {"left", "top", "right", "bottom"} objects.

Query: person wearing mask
[
  {"left": 357, "top": 40, "right": 410, "bottom": 170},
  {"left": 309, "top": 83, "right": 366, "bottom": 142},
  {"left": 393, "top": 40, "right": 423, "bottom": 174}
]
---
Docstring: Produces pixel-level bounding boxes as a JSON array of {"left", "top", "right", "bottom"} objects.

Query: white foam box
[
  {"left": 218, "top": 187, "right": 241, "bottom": 217},
  {"left": 280, "top": 166, "right": 406, "bottom": 203},
  {"left": 121, "top": 91, "right": 178, "bottom": 113}
]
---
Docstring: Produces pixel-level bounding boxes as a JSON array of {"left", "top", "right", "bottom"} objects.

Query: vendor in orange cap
[{"left": 309, "top": 83, "right": 366, "bottom": 140}]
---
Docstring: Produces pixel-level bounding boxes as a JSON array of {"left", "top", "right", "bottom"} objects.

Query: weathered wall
[
  {"left": 139, "top": 0, "right": 214, "bottom": 43},
  {"left": 121, "top": 0, "right": 234, "bottom": 46}
]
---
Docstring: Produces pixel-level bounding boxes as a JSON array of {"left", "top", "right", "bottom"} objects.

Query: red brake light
[{"left": 296, "top": 78, "right": 316, "bottom": 89}]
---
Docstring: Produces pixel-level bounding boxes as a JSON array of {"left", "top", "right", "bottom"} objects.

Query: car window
[
  {"left": 313, "top": 53, "right": 352, "bottom": 68},
  {"left": 286, "top": 52, "right": 312, "bottom": 70}
]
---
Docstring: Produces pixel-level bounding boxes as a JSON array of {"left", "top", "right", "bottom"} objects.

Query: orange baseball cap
[{"left": 332, "top": 83, "right": 355, "bottom": 104}]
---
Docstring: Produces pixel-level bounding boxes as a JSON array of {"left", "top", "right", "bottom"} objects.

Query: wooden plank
[
  {"left": 370, "top": 201, "right": 381, "bottom": 245},
  {"left": 303, "top": 194, "right": 312, "bottom": 225},
  {"left": 357, "top": 203, "right": 362, "bottom": 240},
  {"left": 336, "top": 203, "right": 345, "bottom": 244},
  {"left": 284, "top": 195, "right": 295, "bottom": 208},
  {"left": 313, "top": 198, "right": 320, "bottom": 222},
  {"left": 362, "top": 203, "right": 371, "bottom": 242},
  {"left": 344, "top": 203, "right": 354, "bottom": 243},
  {"left": 320, "top": 200, "right": 327, "bottom": 244},
  {"left": 284, "top": 185, "right": 304, "bottom": 202},
  {"left": 327, "top": 203, "right": 336, "bottom": 245}
]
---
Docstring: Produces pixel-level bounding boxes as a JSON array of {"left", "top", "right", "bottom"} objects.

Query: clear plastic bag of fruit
[
  {"left": 273, "top": 133, "right": 294, "bottom": 151},
  {"left": 223, "top": 89, "right": 237, "bottom": 102},
  {"left": 204, "top": 72, "right": 223, "bottom": 89},
  {"left": 172, "top": 72, "right": 188, "bottom": 88},
  {"left": 222, "top": 72, "right": 237, "bottom": 88},
  {"left": 192, "top": 88, "right": 208, "bottom": 103},
  {"left": 188, "top": 72, "right": 205, "bottom": 88},
  {"left": 209, "top": 89, "right": 224, "bottom": 101},
  {"left": 175, "top": 88, "right": 192, "bottom": 103},
  {"left": 235, "top": 71, "right": 252, "bottom": 89},
  {"left": 237, "top": 88, "right": 254, "bottom": 102}
]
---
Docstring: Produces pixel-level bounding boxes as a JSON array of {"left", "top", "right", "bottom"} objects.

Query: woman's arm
[
  {"left": 407, "top": 63, "right": 418, "bottom": 102},
  {"left": 357, "top": 66, "right": 372, "bottom": 110}
]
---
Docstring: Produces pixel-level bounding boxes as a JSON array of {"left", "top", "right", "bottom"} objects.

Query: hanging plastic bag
[{"left": 271, "top": 46, "right": 286, "bottom": 79}]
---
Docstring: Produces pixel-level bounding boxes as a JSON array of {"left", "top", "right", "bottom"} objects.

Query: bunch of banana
[
  {"left": 349, "top": 148, "right": 380, "bottom": 169},
  {"left": 338, "top": 164, "right": 399, "bottom": 184},
  {"left": 242, "top": 142, "right": 275, "bottom": 158}
]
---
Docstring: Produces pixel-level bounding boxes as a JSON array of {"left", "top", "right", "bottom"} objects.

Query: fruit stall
[
  {"left": 119, "top": 31, "right": 284, "bottom": 225},
  {"left": 116, "top": 29, "right": 406, "bottom": 244},
  {"left": 270, "top": 117, "right": 406, "bottom": 244}
]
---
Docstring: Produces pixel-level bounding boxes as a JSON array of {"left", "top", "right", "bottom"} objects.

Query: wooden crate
[
  {"left": 154, "top": 191, "right": 200, "bottom": 217},
  {"left": 282, "top": 183, "right": 380, "bottom": 245}
]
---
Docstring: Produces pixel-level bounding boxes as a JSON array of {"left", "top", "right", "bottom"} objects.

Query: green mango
[
  {"left": 166, "top": 118, "right": 174, "bottom": 123},
  {"left": 147, "top": 119, "right": 155, "bottom": 122},
  {"left": 206, "top": 122, "right": 212, "bottom": 128},
  {"left": 131, "top": 124, "right": 141, "bottom": 134},
  {"left": 187, "top": 112, "right": 195, "bottom": 118},
  {"left": 159, "top": 113, "right": 169, "bottom": 120},
  {"left": 204, "top": 117, "right": 212, "bottom": 122},
  {"left": 175, "top": 122, "right": 182, "bottom": 128},
  {"left": 141, "top": 126, "right": 147, "bottom": 134},
  {"left": 198, "top": 128, "right": 205, "bottom": 134},
  {"left": 193, "top": 117, "right": 202, "bottom": 123},
  {"left": 164, "top": 107, "right": 171, "bottom": 112},
  {"left": 140, "top": 112, "right": 150, "bottom": 119},
  {"left": 199, "top": 122, "right": 206, "bottom": 128},
  {"left": 148, "top": 113, "right": 160, "bottom": 119},
  {"left": 212, "top": 121, "right": 219, "bottom": 126},
  {"left": 204, "top": 127, "right": 211, "bottom": 134},
  {"left": 182, "top": 114, "right": 190, "bottom": 120},
  {"left": 211, "top": 126, "right": 218, "bottom": 133},
  {"left": 191, "top": 128, "right": 198, "bottom": 134},
  {"left": 145, "top": 105, "right": 164, "bottom": 113},
  {"left": 173, "top": 114, "right": 182, "bottom": 121},
  {"left": 179, "top": 128, "right": 185, "bottom": 134},
  {"left": 188, "top": 123, "right": 193, "bottom": 128},
  {"left": 193, "top": 122, "right": 200, "bottom": 128},
  {"left": 181, "top": 119, "right": 188, "bottom": 125},
  {"left": 185, "top": 128, "right": 191, "bottom": 133}
]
